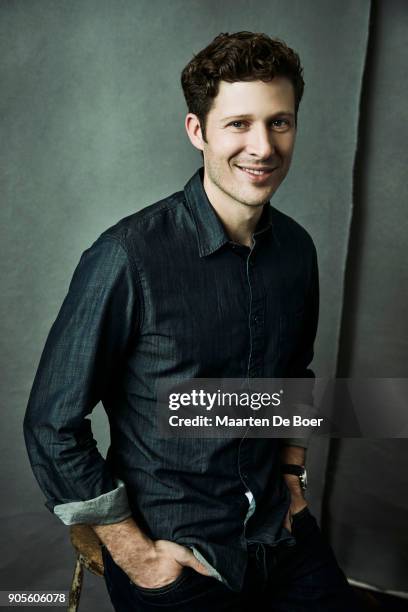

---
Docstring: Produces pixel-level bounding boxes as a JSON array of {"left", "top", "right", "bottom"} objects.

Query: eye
[
  {"left": 271, "top": 118, "right": 291, "bottom": 130},
  {"left": 228, "top": 120, "right": 248, "bottom": 129}
]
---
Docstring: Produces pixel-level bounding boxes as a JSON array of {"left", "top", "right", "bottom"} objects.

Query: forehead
[{"left": 209, "top": 78, "right": 295, "bottom": 118}]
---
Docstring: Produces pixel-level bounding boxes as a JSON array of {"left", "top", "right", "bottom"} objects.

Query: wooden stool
[{"left": 68, "top": 524, "right": 104, "bottom": 612}]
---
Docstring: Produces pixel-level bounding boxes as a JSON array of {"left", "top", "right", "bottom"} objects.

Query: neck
[{"left": 203, "top": 172, "right": 265, "bottom": 248}]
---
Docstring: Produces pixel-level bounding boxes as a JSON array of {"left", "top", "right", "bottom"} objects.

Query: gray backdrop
[{"left": 1, "top": 0, "right": 406, "bottom": 609}]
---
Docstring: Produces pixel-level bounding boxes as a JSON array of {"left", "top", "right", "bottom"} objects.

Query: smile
[{"left": 236, "top": 165, "right": 277, "bottom": 179}]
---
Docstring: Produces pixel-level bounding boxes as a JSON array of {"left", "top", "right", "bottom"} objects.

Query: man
[{"left": 24, "top": 32, "right": 359, "bottom": 611}]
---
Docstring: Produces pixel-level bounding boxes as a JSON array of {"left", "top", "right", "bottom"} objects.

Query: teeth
[{"left": 239, "top": 167, "right": 268, "bottom": 175}]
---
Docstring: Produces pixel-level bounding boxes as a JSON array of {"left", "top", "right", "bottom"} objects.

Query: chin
[
  {"left": 243, "top": 188, "right": 276, "bottom": 206},
  {"left": 236, "top": 195, "right": 270, "bottom": 208}
]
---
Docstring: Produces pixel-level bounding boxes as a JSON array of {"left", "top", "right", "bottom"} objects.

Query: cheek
[
  {"left": 214, "top": 135, "right": 246, "bottom": 159},
  {"left": 281, "top": 135, "right": 296, "bottom": 157}
]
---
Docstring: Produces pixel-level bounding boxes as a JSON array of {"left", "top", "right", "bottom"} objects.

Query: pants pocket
[
  {"left": 101, "top": 543, "right": 215, "bottom": 608},
  {"left": 128, "top": 566, "right": 191, "bottom": 595}
]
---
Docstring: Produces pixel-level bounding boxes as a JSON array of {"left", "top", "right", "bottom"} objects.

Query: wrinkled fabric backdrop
[{"left": 1, "top": 0, "right": 407, "bottom": 608}]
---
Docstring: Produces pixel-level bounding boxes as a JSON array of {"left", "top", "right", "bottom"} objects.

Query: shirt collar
[{"left": 184, "top": 167, "right": 273, "bottom": 258}]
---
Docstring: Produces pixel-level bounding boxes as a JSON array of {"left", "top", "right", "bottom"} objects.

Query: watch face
[{"left": 281, "top": 464, "right": 308, "bottom": 490}]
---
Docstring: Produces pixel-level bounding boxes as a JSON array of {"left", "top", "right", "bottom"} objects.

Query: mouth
[{"left": 235, "top": 165, "right": 278, "bottom": 181}]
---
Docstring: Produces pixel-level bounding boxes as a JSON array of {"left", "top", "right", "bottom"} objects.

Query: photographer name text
[{"left": 168, "top": 415, "right": 323, "bottom": 428}]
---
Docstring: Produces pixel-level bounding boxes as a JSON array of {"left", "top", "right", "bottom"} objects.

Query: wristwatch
[{"left": 281, "top": 464, "right": 307, "bottom": 491}]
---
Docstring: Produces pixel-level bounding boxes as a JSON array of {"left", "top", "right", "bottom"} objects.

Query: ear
[{"left": 185, "top": 113, "right": 205, "bottom": 151}]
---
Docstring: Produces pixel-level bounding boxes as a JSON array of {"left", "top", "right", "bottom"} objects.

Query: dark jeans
[{"left": 101, "top": 508, "right": 361, "bottom": 611}]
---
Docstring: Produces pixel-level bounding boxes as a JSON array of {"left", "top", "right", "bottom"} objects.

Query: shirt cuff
[
  {"left": 53, "top": 479, "right": 132, "bottom": 525},
  {"left": 280, "top": 438, "right": 309, "bottom": 449}
]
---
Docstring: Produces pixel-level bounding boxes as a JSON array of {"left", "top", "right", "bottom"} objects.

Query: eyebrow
[{"left": 220, "top": 112, "right": 295, "bottom": 123}]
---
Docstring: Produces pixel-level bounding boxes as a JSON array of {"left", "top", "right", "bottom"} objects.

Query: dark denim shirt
[{"left": 24, "top": 168, "right": 319, "bottom": 592}]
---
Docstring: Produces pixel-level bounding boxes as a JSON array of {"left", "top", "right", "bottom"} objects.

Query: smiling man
[{"left": 24, "top": 32, "right": 359, "bottom": 611}]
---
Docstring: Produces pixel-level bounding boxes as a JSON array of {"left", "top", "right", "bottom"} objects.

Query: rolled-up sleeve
[
  {"left": 23, "top": 233, "right": 140, "bottom": 525},
  {"left": 281, "top": 242, "right": 319, "bottom": 449}
]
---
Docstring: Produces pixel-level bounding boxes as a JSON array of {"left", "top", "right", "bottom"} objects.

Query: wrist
[
  {"left": 112, "top": 533, "right": 156, "bottom": 566},
  {"left": 281, "top": 463, "right": 307, "bottom": 493},
  {"left": 283, "top": 473, "right": 304, "bottom": 493},
  {"left": 287, "top": 488, "right": 305, "bottom": 505},
  {"left": 290, "top": 497, "right": 308, "bottom": 515},
  {"left": 92, "top": 518, "right": 154, "bottom": 560}
]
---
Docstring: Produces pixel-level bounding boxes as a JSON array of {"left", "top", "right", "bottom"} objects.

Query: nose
[{"left": 246, "top": 124, "right": 276, "bottom": 159}]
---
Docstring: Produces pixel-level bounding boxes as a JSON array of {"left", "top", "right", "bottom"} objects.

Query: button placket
[{"left": 246, "top": 244, "right": 266, "bottom": 379}]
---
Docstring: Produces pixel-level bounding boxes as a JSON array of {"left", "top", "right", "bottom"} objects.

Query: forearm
[
  {"left": 281, "top": 444, "right": 305, "bottom": 467},
  {"left": 91, "top": 516, "right": 154, "bottom": 564}
]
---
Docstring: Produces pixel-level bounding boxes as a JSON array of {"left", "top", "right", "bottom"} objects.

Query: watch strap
[
  {"left": 281, "top": 463, "right": 307, "bottom": 490},
  {"left": 281, "top": 464, "right": 305, "bottom": 476}
]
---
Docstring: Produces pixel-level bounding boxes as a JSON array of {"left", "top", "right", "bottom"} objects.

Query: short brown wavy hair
[{"left": 181, "top": 31, "right": 304, "bottom": 140}]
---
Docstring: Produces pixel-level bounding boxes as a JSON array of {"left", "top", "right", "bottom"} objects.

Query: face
[{"left": 187, "top": 78, "right": 297, "bottom": 209}]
